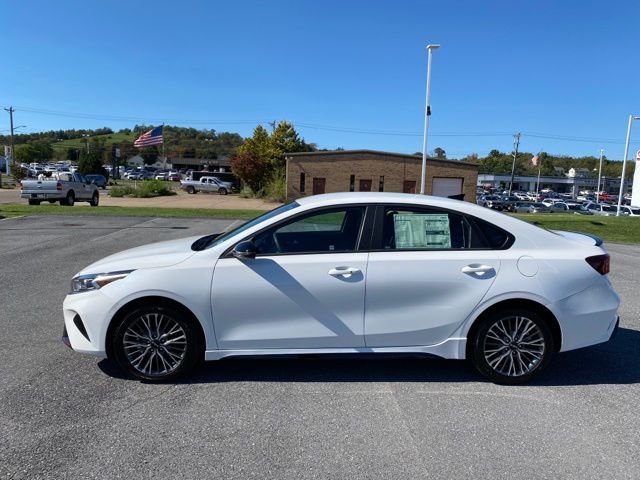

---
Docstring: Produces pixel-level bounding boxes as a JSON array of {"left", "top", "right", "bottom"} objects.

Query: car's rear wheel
[
  {"left": 470, "top": 308, "right": 554, "bottom": 385},
  {"left": 186, "top": 186, "right": 196, "bottom": 194},
  {"left": 218, "top": 187, "right": 227, "bottom": 195},
  {"left": 61, "top": 191, "right": 75, "bottom": 206},
  {"left": 89, "top": 192, "right": 99, "bottom": 207},
  {"left": 111, "top": 304, "right": 203, "bottom": 382}
]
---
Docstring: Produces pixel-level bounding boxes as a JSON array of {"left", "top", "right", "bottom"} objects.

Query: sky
[{"left": 2, "top": 0, "right": 640, "bottom": 159}]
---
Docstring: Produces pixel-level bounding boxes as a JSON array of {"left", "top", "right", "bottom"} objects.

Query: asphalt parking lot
[{"left": 1, "top": 215, "right": 639, "bottom": 479}]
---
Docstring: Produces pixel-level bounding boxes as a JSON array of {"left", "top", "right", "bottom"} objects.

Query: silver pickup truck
[
  {"left": 180, "top": 176, "right": 234, "bottom": 195},
  {"left": 21, "top": 172, "right": 100, "bottom": 206}
]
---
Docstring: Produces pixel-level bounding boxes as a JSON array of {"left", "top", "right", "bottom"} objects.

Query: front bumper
[{"left": 62, "top": 290, "right": 113, "bottom": 357}]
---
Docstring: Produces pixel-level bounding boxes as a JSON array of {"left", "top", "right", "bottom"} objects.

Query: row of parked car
[{"left": 477, "top": 192, "right": 639, "bottom": 216}]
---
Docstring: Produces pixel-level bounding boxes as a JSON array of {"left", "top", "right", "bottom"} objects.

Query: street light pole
[
  {"left": 596, "top": 149, "right": 604, "bottom": 204},
  {"left": 4, "top": 106, "right": 15, "bottom": 175},
  {"left": 420, "top": 44, "right": 440, "bottom": 195},
  {"left": 508, "top": 133, "right": 521, "bottom": 196},
  {"left": 616, "top": 115, "right": 639, "bottom": 216}
]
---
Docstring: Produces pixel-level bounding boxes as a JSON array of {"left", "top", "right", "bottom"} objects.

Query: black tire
[
  {"left": 111, "top": 303, "right": 203, "bottom": 382},
  {"left": 469, "top": 307, "right": 554, "bottom": 385},
  {"left": 218, "top": 188, "right": 227, "bottom": 195},
  {"left": 186, "top": 186, "right": 196, "bottom": 194},
  {"left": 90, "top": 192, "right": 99, "bottom": 207},
  {"left": 63, "top": 191, "right": 75, "bottom": 207},
  {"left": 28, "top": 199, "right": 40, "bottom": 206}
]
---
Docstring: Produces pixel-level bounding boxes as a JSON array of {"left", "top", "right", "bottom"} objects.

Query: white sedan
[{"left": 63, "top": 192, "right": 620, "bottom": 384}]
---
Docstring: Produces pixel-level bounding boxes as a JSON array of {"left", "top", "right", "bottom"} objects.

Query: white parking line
[{"left": 90, "top": 218, "right": 160, "bottom": 242}]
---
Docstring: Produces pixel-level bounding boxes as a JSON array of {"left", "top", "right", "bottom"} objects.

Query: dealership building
[
  {"left": 477, "top": 173, "right": 628, "bottom": 195},
  {"left": 285, "top": 150, "right": 479, "bottom": 202}
]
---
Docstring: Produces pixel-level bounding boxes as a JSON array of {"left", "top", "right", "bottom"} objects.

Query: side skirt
[{"left": 204, "top": 338, "right": 467, "bottom": 361}]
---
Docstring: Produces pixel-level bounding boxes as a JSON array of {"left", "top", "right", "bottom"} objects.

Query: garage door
[{"left": 432, "top": 177, "right": 463, "bottom": 198}]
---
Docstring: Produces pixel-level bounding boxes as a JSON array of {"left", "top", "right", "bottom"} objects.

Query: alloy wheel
[
  {"left": 122, "top": 313, "right": 188, "bottom": 376},
  {"left": 482, "top": 316, "right": 546, "bottom": 377}
]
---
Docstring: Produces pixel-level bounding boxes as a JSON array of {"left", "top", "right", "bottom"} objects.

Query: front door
[
  {"left": 359, "top": 179, "right": 372, "bottom": 192},
  {"left": 403, "top": 180, "right": 416, "bottom": 193},
  {"left": 211, "top": 206, "right": 368, "bottom": 350},
  {"left": 312, "top": 177, "right": 326, "bottom": 195},
  {"left": 364, "top": 205, "right": 500, "bottom": 347}
]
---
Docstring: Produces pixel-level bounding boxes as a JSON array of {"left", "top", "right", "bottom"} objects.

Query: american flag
[
  {"left": 531, "top": 154, "right": 539, "bottom": 166},
  {"left": 134, "top": 126, "right": 164, "bottom": 147}
]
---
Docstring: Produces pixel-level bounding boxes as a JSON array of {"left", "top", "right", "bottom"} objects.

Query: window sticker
[{"left": 393, "top": 214, "right": 451, "bottom": 249}]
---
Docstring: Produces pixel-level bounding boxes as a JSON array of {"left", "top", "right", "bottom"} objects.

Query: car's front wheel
[
  {"left": 111, "top": 304, "right": 203, "bottom": 381},
  {"left": 469, "top": 308, "right": 554, "bottom": 385},
  {"left": 89, "top": 192, "right": 99, "bottom": 207}
]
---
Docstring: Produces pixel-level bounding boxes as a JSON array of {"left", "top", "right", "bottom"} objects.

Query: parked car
[
  {"left": 85, "top": 174, "right": 107, "bottom": 189},
  {"left": 515, "top": 202, "right": 550, "bottom": 214},
  {"left": 617, "top": 206, "right": 640, "bottom": 217},
  {"left": 155, "top": 171, "right": 170, "bottom": 181},
  {"left": 168, "top": 171, "right": 182, "bottom": 182},
  {"left": 550, "top": 202, "right": 593, "bottom": 215},
  {"left": 21, "top": 172, "right": 100, "bottom": 206},
  {"left": 180, "top": 176, "right": 234, "bottom": 195},
  {"left": 62, "top": 192, "right": 620, "bottom": 384},
  {"left": 477, "top": 195, "right": 504, "bottom": 210},
  {"left": 500, "top": 196, "right": 520, "bottom": 212},
  {"left": 585, "top": 203, "right": 626, "bottom": 216}
]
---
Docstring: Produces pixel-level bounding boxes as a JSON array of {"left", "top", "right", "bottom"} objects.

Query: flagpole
[{"left": 162, "top": 123, "right": 166, "bottom": 169}]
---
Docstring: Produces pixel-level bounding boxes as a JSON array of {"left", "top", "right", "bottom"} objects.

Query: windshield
[
  {"left": 195, "top": 201, "right": 300, "bottom": 250},
  {"left": 602, "top": 205, "right": 616, "bottom": 212}
]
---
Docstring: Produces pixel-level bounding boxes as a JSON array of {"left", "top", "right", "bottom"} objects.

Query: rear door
[{"left": 364, "top": 204, "right": 507, "bottom": 347}]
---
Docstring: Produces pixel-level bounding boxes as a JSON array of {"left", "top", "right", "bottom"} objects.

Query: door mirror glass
[{"left": 232, "top": 240, "right": 257, "bottom": 259}]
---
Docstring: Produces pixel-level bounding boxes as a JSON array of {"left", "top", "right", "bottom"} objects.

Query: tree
[
  {"left": 77, "top": 151, "right": 105, "bottom": 175},
  {"left": 14, "top": 141, "right": 53, "bottom": 163},
  {"left": 433, "top": 147, "right": 446, "bottom": 159},
  {"left": 229, "top": 152, "right": 270, "bottom": 192},
  {"left": 139, "top": 146, "right": 159, "bottom": 165}
]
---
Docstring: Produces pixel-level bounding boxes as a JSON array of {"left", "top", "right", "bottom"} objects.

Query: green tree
[
  {"left": 139, "top": 146, "right": 159, "bottom": 165},
  {"left": 14, "top": 141, "right": 53, "bottom": 163},
  {"left": 77, "top": 151, "right": 105, "bottom": 175},
  {"left": 433, "top": 147, "right": 446, "bottom": 159}
]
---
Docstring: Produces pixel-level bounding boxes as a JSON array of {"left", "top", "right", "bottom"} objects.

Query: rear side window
[{"left": 379, "top": 205, "right": 514, "bottom": 250}]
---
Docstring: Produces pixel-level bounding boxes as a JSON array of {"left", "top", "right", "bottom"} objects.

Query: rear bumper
[{"left": 552, "top": 281, "right": 620, "bottom": 352}]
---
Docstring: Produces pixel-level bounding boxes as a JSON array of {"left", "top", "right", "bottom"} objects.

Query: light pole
[
  {"left": 420, "top": 44, "right": 440, "bottom": 195},
  {"left": 82, "top": 134, "right": 90, "bottom": 154},
  {"left": 616, "top": 115, "right": 640, "bottom": 216},
  {"left": 508, "top": 133, "right": 521, "bottom": 196},
  {"left": 596, "top": 149, "right": 604, "bottom": 204}
]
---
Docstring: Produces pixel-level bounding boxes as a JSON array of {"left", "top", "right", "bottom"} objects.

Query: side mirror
[{"left": 232, "top": 240, "right": 257, "bottom": 259}]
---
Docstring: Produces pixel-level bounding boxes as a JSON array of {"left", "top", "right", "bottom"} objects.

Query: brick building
[{"left": 285, "top": 150, "right": 478, "bottom": 202}]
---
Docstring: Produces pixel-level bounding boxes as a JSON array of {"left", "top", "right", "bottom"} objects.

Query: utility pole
[
  {"left": 596, "top": 149, "right": 604, "bottom": 204},
  {"left": 508, "top": 132, "right": 521, "bottom": 196},
  {"left": 4, "top": 106, "right": 15, "bottom": 175},
  {"left": 420, "top": 44, "right": 440, "bottom": 195}
]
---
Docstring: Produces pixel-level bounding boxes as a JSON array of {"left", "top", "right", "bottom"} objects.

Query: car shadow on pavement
[{"left": 97, "top": 327, "right": 640, "bottom": 386}]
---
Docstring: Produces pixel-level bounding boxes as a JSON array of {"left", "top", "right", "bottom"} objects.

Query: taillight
[
  {"left": 586, "top": 254, "right": 610, "bottom": 275},
  {"left": 56, "top": 182, "right": 63, "bottom": 191}
]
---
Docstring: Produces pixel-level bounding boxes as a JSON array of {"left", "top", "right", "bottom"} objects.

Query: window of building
[
  {"left": 349, "top": 174, "right": 355, "bottom": 192},
  {"left": 299, "top": 172, "right": 306, "bottom": 193},
  {"left": 379, "top": 176, "right": 385, "bottom": 192}
]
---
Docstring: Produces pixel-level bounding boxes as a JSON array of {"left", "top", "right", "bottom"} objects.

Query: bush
[
  {"left": 109, "top": 180, "right": 175, "bottom": 198},
  {"left": 263, "top": 171, "right": 286, "bottom": 202},
  {"left": 10, "top": 163, "right": 28, "bottom": 182}
]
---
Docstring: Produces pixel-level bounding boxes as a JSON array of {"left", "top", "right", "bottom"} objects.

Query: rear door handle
[
  {"left": 328, "top": 267, "right": 360, "bottom": 278},
  {"left": 461, "top": 264, "right": 494, "bottom": 276}
]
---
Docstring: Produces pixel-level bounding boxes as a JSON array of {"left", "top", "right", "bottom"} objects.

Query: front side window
[{"left": 253, "top": 206, "right": 365, "bottom": 255}]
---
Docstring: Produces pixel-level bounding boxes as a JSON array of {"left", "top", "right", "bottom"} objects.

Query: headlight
[{"left": 70, "top": 270, "right": 134, "bottom": 294}]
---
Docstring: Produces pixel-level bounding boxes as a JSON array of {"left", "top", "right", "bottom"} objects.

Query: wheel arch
[
  {"left": 464, "top": 298, "right": 562, "bottom": 357},
  {"left": 105, "top": 295, "right": 206, "bottom": 359}
]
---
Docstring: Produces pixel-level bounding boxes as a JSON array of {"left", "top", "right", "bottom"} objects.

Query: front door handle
[
  {"left": 461, "top": 264, "right": 495, "bottom": 276},
  {"left": 328, "top": 266, "right": 360, "bottom": 278}
]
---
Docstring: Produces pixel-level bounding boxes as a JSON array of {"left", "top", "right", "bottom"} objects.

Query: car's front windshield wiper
[{"left": 191, "top": 233, "right": 221, "bottom": 251}]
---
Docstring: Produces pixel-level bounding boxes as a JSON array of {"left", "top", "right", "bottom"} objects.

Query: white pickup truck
[
  {"left": 21, "top": 172, "right": 100, "bottom": 206},
  {"left": 180, "top": 176, "right": 234, "bottom": 195}
]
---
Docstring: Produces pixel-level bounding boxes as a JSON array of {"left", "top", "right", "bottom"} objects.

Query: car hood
[{"left": 76, "top": 235, "right": 201, "bottom": 276}]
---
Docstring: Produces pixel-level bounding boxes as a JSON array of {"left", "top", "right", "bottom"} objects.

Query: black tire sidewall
[
  {"left": 470, "top": 308, "right": 554, "bottom": 385},
  {"left": 111, "top": 304, "right": 202, "bottom": 382},
  {"left": 219, "top": 188, "right": 227, "bottom": 195},
  {"left": 66, "top": 192, "right": 75, "bottom": 206},
  {"left": 90, "top": 192, "right": 99, "bottom": 207}
]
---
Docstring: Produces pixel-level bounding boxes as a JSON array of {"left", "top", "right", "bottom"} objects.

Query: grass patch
[
  {"left": 109, "top": 179, "right": 175, "bottom": 198},
  {"left": 512, "top": 213, "right": 640, "bottom": 244},
  {"left": 0, "top": 203, "right": 262, "bottom": 220}
]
